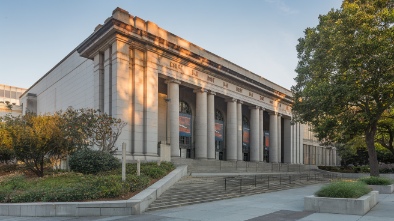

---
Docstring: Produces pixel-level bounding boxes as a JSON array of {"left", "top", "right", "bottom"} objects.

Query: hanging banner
[
  {"left": 264, "top": 131, "right": 270, "bottom": 149},
  {"left": 242, "top": 127, "right": 250, "bottom": 146},
  {"left": 179, "top": 114, "right": 192, "bottom": 137},
  {"left": 215, "top": 120, "right": 224, "bottom": 141}
]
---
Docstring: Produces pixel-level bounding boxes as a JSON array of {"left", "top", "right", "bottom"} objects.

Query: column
[
  {"left": 259, "top": 108, "right": 264, "bottom": 161},
  {"left": 299, "top": 124, "right": 304, "bottom": 164},
  {"left": 283, "top": 118, "right": 291, "bottom": 163},
  {"left": 166, "top": 79, "right": 181, "bottom": 157},
  {"left": 277, "top": 114, "right": 282, "bottom": 163},
  {"left": 269, "top": 112, "right": 278, "bottom": 163},
  {"left": 93, "top": 53, "right": 104, "bottom": 112},
  {"left": 333, "top": 148, "right": 337, "bottom": 166},
  {"left": 250, "top": 106, "right": 260, "bottom": 162},
  {"left": 111, "top": 41, "right": 132, "bottom": 153},
  {"left": 207, "top": 91, "right": 216, "bottom": 160},
  {"left": 237, "top": 101, "right": 243, "bottom": 161},
  {"left": 194, "top": 88, "right": 208, "bottom": 159},
  {"left": 226, "top": 98, "right": 237, "bottom": 161}
]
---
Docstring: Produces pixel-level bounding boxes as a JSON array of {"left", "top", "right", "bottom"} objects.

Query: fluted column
[
  {"left": 283, "top": 118, "right": 291, "bottom": 163},
  {"left": 269, "top": 112, "right": 278, "bottom": 163},
  {"left": 237, "top": 101, "right": 243, "bottom": 161},
  {"left": 277, "top": 114, "right": 282, "bottom": 163},
  {"left": 194, "top": 88, "right": 208, "bottom": 159},
  {"left": 250, "top": 106, "right": 260, "bottom": 162},
  {"left": 259, "top": 108, "right": 265, "bottom": 161},
  {"left": 207, "top": 91, "right": 216, "bottom": 160},
  {"left": 166, "top": 79, "right": 181, "bottom": 157},
  {"left": 226, "top": 98, "right": 237, "bottom": 161},
  {"left": 333, "top": 148, "right": 337, "bottom": 166}
]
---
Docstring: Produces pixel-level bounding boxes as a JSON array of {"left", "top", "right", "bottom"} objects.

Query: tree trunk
[{"left": 365, "top": 123, "right": 380, "bottom": 177}]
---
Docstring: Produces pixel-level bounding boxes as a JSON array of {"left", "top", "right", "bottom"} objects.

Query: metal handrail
[{"left": 223, "top": 172, "right": 339, "bottom": 193}]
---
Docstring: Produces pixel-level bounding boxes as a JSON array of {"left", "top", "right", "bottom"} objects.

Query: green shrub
[
  {"left": 359, "top": 176, "right": 392, "bottom": 185},
  {"left": 69, "top": 149, "right": 121, "bottom": 174},
  {"left": 315, "top": 181, "right": 371, "bottom": 198}
]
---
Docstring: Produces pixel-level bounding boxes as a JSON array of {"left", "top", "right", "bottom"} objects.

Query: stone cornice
[{"left": 76, "top": 12, "right": 293, "bottom": 104}]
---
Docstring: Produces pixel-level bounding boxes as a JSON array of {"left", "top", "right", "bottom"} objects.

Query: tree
[
  {"left": 292, "top": 0, "right": 394, "bottom": 176},
  {"left": 4, "top": 113, "right": 67, "bottom": 177},
  {"left": 0, "top": 118, "right": 14, "bottom": 164},
  {"left": 59, "top": 108, "right": 126, "bottom": 153}
]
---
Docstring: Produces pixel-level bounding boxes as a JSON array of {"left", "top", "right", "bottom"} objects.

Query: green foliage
[
  {"left": 315, "top": 181, "right": 371, "bottom": 198},
  {"left": 0, "top": 120, "right": 14, "bottom": 163},
  {"left": 69, "top": 149, "right": 121, "bottom": 174},
  {"left": 1, "top": 108, "right": 126, "bottom": 177},
  {"left": 292, "top": 0, "right": 394, "bottom": 176},
  {"left": 359, "top": 176, "right": 392, "bottom": 185},
  {"left": 59, "top": 108, "right": 127, "bottom": 153},
  {"left": 338, "top": 136, "right": 394, "bottom": 166},
  {"left": 0, "top": 162, "right": 172, "bottom": 203}
]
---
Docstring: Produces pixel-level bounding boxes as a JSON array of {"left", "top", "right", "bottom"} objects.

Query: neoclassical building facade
[{"left": 20, "top": 8, "right": 336, "bottom": 165}]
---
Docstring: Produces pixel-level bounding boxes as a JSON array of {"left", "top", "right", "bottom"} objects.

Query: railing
[{"left": 223, "top": 172, "right": 340, "bottom": 193}]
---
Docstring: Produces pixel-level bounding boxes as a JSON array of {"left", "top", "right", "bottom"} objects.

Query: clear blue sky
[{"left": 0, "top": 0, "right": 342, "bottom": 90}]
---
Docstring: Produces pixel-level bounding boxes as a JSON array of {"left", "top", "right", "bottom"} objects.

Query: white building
[
  {"left": 20, "top": 7, "right": 336, "bottom": 165},
  {"left": 0, "top": 84, "right": 25, "bottom": 117}
]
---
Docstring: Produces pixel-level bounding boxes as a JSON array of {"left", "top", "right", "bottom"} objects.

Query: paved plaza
[{"left": 2, "top": 184, "right": 394, "bottom": 221}]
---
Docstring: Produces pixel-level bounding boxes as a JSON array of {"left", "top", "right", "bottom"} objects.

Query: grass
[
  {"left": 358, "top": 176, "right": 392, "bottom": 185},
  {"left": 315, "top": 181, "right": 371, "bottom": 198},
  {"left": 0, "top": 162, "right": 175, "bottom": 203}
]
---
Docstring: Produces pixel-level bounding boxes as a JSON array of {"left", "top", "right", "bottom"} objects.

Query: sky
[{"left": 0, "top": 0, "right": 343, "bottom": 90}]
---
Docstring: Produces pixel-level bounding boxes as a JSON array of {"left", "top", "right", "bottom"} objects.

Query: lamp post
[{"left": 165, "top": 97, "right": 171, "bottom": 144}]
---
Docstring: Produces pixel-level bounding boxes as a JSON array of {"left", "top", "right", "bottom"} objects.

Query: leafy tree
[
  {"left": 376, "top": 109, "right": 394, "bottom": 155},
  {"left": 0, "top": 118, "right": 14, "bottom": 163},
  {"left": 4, "top": 113, "right": 66, "bottom": 177},
  {"left": 60, "top": 108, "right": 126, "bottom": 153},
  {"left": 292, "top": 0, "right": 394, "bottom": 176}
]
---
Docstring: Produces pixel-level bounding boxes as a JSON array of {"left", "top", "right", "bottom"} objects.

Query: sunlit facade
[{"left": 20, "top": 8, "right": 335, "bottom": 165}]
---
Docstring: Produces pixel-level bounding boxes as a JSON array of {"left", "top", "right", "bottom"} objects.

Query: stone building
[
  {"left": 20, "top": 7, "right": 336, "bottom": 165},
  {"left": 0, "top": 84, "right": 25, "bottom": 117}
]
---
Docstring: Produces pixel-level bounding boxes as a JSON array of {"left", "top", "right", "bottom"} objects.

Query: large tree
[{"left": 292, "top": 0, "right": 394, "bottom": 176}]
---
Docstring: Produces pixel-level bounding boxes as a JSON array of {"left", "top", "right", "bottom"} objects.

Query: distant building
[{"left": 0, "top": 84, "right": 26, "bottom": 117}]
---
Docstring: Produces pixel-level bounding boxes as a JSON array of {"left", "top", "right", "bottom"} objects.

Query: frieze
[{"left": 161, "top": 58, "right": 291, "bottom": 115}]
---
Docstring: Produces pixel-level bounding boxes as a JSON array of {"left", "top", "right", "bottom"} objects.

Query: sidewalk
[{"left": 1, "top": 184, "right": 394, "bottom": 220}]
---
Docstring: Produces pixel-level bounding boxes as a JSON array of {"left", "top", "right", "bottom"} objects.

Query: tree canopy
[{"left": 292, "top": 0, "right": 394, "bottom": 176}]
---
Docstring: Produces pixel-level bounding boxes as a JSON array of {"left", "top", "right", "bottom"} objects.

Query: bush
[
  {"left": 69, "top": 149, "right": 121, "bottom": 174},
  {"left": 315, "top": 181, "right": 371, "bottom": 198},
  {"left": 359, "top": 176, "right": 392, "bottom": 185}
]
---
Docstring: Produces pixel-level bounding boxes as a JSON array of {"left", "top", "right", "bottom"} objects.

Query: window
[
  {"left": 179, "top": 101, "right": 192, "bottom": 114},
  {"left": 215, "top": 110, "right": 224, "bottom": 121}
]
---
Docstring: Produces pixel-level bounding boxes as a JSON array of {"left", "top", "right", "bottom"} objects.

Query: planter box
[
  {"left": 304, "top": 191, "right": 378, "bottom": 215},
  {"left": 369, "top": 184, "right": 394, "bottom": 194}
]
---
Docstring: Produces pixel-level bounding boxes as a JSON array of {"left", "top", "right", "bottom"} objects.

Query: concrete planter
[
  {"left": 368, "top": 184, "right": 394, "bottom": 194},
  {"left": 304, "top": 191, "right": 378, "bottom": 215}
]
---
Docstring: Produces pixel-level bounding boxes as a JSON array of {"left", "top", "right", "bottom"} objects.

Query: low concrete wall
[
  {"left": 0, "top": 165, "right": 188, "bottom": 217},
  {"left": 325, "top": 171, "right": 394, "bottom": 179},
  {"left": 304, "top": 191, "right": 378, "bottom": 215},
  {"left": 369, "top": 184, "right": 394, "bottom": 194}
]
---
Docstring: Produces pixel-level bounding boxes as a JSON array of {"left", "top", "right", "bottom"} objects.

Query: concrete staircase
[{"left": 147, "top": 159, "right": 331, "bottom": 212}]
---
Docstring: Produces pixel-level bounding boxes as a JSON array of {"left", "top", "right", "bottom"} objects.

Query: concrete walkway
[{"left": 1, "top": 184, "right": 394, "bottom": 221}]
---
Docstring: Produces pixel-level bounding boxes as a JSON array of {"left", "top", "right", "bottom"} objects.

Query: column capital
[
  {"left": 165, "top": 78, "right": 181, "bottom": 85},
  {"left": 269, "top": 111, "right": 279, "bottom": 116},
  {"left": 237, "top": 100, "right": 243, "bottom": 104},
  {"left": 208, "top": 90, "right": 216, "bottom": 95},
  {"left": 193, "top": 88, "right": 208, "bottom": 93},
  {"left": 249, "top": 105, "right": 261, "bottom": 110},
  {"left": 225, "top": 98, "right": 237, "bottom": 103}
]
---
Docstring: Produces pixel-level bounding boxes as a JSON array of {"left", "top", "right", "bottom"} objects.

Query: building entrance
[
  {"left": 179, "top": 101, "right": 192, "bottom": 158},
  {"left": 215, "top": 110, "right": 225, "bottom": 160}
]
